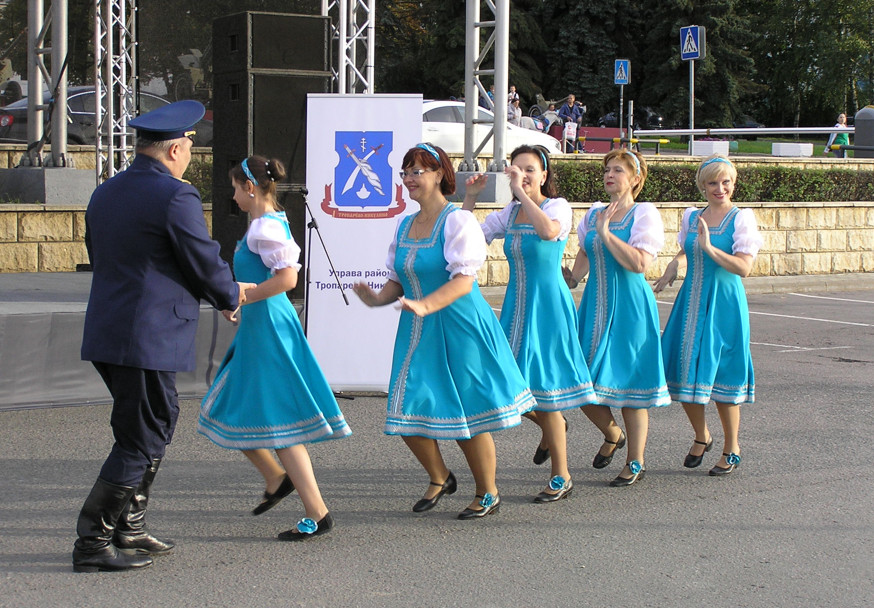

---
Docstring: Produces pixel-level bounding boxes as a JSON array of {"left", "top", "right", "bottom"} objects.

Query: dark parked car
[
  {"left": 597, "top": 106, "right": 664, "bottom": 130},
  {"left": 0, "top": 86, "right": 213, "bottom": 146},
  {"left": 732, "top": 115, "right": 765, "bottom": 140}
]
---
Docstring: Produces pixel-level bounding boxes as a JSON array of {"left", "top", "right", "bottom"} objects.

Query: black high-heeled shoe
[
  {"left": 593, "top": 430, "right": 626, "bottom": 469},
  {"left": 457, "top": 493, "right": 501, "bottom": 519},
  {"left": 684, "top": 436, "right": 713, "bottom": 468},
  {"left": 412, "top": 472, "right": 457, "bottom": 512},
  {"left": 277, "top": 513, "right": 334, "bottom": 541},
  {"left": 252, "top": 475, "right": 295, "bottom": 516},
  {"left": 709, "top": 452, "right": 741, "bottom": 476},
  {"left": 532, "top": 416, "right": 568, "bottom": 465}
]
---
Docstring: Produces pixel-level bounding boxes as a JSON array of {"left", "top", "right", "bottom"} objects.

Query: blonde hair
[
  {"left": 603, "top": 149, "right": 647, "bottom": 198},
  {"left": 695, "top": 155, "right": 737, "bottom": 193}
]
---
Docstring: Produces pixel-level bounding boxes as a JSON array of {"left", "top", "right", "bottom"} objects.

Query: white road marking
[{"left": 788, "top": 293, "right": 874, "bottom": 304}]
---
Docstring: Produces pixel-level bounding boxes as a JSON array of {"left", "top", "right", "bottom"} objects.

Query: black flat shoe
[
  {"left": 609, "top": 461, "right": 645, "bottom": 487},
  {"left": 277, "top": 513, "right": 334, "bottom": 541},
  {"left": 532, "top": 445, "right": 550, "bottom": 465},
  {"left": 412, "top": 472, "right": 457, "bottom": 512},
  {"left": 532, "top": 416, "right": 568, "bottom": 465},
  {"left": 709, "top": 452, "right": 741, "bottom": 476},
  {"left": 253, "top": 475, "right": 295, "bottom": 516},
  {"left": 684, "top": 436, "right": 713, "bottom": 468},
  {"left": 457, "top": 493, "right": 501, "bottom": 519},
  {"left": 534, "top": 475, "right": 573, "bottom": 503},
  {"left": 593, "top": 430, "right": 626, "bottom": 469}
]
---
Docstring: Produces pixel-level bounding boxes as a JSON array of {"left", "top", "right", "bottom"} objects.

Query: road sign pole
[
  {"left": 689, "top": 59, "right": 695, "bottom": 155},
  {"left": 619, "top": 84, "right": 624, "bottom": 135}
]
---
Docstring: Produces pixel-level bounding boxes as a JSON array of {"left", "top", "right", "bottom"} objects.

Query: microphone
[{"left": 297, "top": 186, "right": 309, "bottom": 196}]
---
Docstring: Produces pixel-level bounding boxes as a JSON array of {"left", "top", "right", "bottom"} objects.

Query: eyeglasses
[{"left": 399, "top": 168, "right": 432, "bottom": 179}]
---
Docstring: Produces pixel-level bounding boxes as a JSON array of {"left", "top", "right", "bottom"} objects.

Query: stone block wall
[
  {"left": 471, "top": 201, "right": 874, "bottom": 286},
  {"left": 0, "top": 205, "right": 213, "bottom": 272}
]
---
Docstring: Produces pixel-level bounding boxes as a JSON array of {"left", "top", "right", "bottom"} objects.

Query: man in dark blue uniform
[{"left": 73, "top": 100, "right": 255, "bottom": 573}]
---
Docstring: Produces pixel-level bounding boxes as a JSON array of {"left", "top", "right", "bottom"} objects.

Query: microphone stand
[{"left": 279, "top": 184, "right": 353, "bottom": 400}]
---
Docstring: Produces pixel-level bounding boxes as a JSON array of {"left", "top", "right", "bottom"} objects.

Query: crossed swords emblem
[{"left": 342, "top": 143, "right": 385, "bottom": 197}]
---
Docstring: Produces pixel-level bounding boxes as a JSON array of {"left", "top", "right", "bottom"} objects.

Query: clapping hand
[
  {"left": 465, "top": 173, "right": 488, "bottom": 198},
  {"left": 697, "top": 220, "right": 713, "bottom": 255}
]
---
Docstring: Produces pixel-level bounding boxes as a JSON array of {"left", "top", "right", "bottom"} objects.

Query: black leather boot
[
  {"left": 72, "top": 478, "right": 154, "bottom": 573},
  {"left": 114, "top": 458, "right": 175, "bottom": 555}
]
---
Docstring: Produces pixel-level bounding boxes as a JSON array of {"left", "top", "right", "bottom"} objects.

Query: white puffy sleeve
[
  {"left": 628, "top": 202, "right": 665, "bottom": 257},
  {"left": 677, "top": 207, "right": 697, "bottom": 251},
  {"left": 385, "top": 215, "right": 405, "bottom": 283},
  {"left": 444, "top": 209, "right": 487, "bottom": 278},
  {"left": 732, "top": 208, "right": 763, "bottom": 257},
  {"left": 577, "top": 202, "right": 605, "bottom": 248},
  {"left": 542, "top": 197, "right": 573, "bottom": 241},
  {"left": 481, "top": 202, "right": 515, "bottom": 244},
  {"left": 246, "top": 217, "right": 301, "bottom": 272}
]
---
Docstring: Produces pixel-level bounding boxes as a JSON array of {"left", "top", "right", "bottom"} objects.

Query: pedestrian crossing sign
[
  {"left": 614, "top": 59, "right": 630, "bottom": 85},
  {"left": 680, "top": 25, "right": 706, "bottom": 61}
]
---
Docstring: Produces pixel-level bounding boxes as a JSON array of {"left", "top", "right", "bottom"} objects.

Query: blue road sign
[
  {"left": 680, "top": 26, "right": 706, "bottom": 61},
  {"left": 614, "top": 59, "right": 630, "bottom": 85}
]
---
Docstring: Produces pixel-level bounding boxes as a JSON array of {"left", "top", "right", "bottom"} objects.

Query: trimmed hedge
[
  {"left": 552, "top": 160, "right": 874, "bottom": 203},
  {"left": 189, "top": 156, "right": 874, "bottom": 206}
]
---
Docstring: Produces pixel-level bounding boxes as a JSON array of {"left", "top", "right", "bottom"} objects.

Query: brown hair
[
  {"left": 401, "top": 143, "right": 456, "bottom": 195},
  {"left": 603, "top": 148, "right": 647, "bottom": 198},
  {"left": 510, "top": 145, "right": 557, "bottom": 198},
  {"left": 228, "top": 155, "right": 288, "bottom": 202}
]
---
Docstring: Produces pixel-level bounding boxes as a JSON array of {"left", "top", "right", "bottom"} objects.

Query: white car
[{"left": 422, "top": 100, "right": 562, "bottom": 155}]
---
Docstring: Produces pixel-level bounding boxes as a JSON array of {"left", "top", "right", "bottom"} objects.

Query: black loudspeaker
[{"left": 211, "top": 12, "right": 331, "bottom": 300}]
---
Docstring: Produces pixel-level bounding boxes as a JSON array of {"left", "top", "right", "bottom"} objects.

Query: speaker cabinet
[{"left": 211, "top": 11, "right": 331, "bottom": 299}]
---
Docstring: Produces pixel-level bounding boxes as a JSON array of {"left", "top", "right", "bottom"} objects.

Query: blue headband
[
  {"left": 416, "top": 143, "right": 440, "bottom": 161},
  {"left": 626, "top": 151, "right": 641, "bottom": 175},
  {"left": 700, "top": 156, "right": 732, "bottom": 169},
  {"left": 241, "top": 158, "right": 258, "bottom": 186},
  {"left": 537, "top": 149, "right": 548, "bottom": 170}
]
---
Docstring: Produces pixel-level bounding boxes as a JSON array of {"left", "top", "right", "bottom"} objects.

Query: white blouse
[
  {"left": 480, "top": 197, "right": 573, "bottom": 244},
  {"left": 246, "top": 213, "right": 302, "bottom": 273},
  {"left": 386, "top": 208, "right": 487, "bottom": 282},
  {"left": 577, "top": 202, "right": 665, "bottom": 257},
  {"left": 677, "top": 207, "right": 763, "bottom": 257}
]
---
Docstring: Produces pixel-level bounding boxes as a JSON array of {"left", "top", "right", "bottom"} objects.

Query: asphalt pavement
[{"left": 1, "top": 285, "right": 873, "bottom": 607}]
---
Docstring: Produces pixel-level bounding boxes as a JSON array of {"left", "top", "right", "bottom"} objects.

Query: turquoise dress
[
  {"left": 484, "top": 200, "right": 596, "bottom": 411},
  {"left": 661, "top": 207, "right": 759, "bottom": 405},
  {"left": 386, "top": 204, "right": 536, "bottom": 439},
  {"left": 576, "top": 203, "right": 670, "bottom": 409},
  {"left": 198, "top": 212, "right": 351, "bottom": 449}
]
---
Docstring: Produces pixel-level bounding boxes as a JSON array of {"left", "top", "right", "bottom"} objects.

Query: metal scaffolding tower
[
  {"left": 93, "top": 0, "right": 137, "bottom": 181},
  {"left": 321, "top": 0, "right": 375, "bottom": 94},
  {"left": 460, "top": 0, "right": 509, "bottom": 172},
  {"left": 22, "top": 0, "right": 68, "bottom": 167}
]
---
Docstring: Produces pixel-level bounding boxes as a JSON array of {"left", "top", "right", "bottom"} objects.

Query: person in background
[
  {"left": 74, "top": 100, "right": 251, "bottom": 573},
  {"left": 508, "top": 98, "right": 523, "bottom": 126},
  {"left": 198, "top": 155, "right": 351, "bottom": 541},
  {"left": 353, "top": 143, "right": 536, "bottom": 520},
  {"left": 565, "top": 149, "right": 670, "bottom": 487},
  {"left": 823, "top": 113, "right": 850, "bottom": 158},
  {"left": 654, "top": 155, "right": 762, "bottom": 476},
  {"left": 508, "top": 85, "right": 520, "bottom": 104},
  {"left": 463, "top": 145, "right": 596, "bottom": 503}
]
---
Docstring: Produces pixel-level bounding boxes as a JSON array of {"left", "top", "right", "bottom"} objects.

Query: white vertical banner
[{"left": 305, "top": 94, "right": 423, "bottom": 390}]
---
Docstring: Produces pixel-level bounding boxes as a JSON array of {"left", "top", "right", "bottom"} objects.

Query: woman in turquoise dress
[
  {"left": 198, "top": 156, "right": 350, "bottom": 541},
  {"left": 462, "top": 145, "right": 596, "bottom": 503},
  {"left": 353, "top": 144, "right": 536, "bottom": 520},
  {"left": 654, "top": 155, "right": 762, "bottom": 475},
  {"left": 566, "top": 149, "right": 670, "bottom": 487}
]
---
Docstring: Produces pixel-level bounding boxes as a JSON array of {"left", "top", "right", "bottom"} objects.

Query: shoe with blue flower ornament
[
  {"left": 277, "top": 513, "right": 334, "bottom": 541},
  {"left": 709, "top": 452, "right": 741, "bottom": 476},
  {"left": 534, "top": 475, "right": 573, "bottom": 503},
  {"left": 609, "top": 460, "right": 646, "bottom": 487},
  {"left": 457, "top": 493, "right": 501, "bottom": 519}
]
